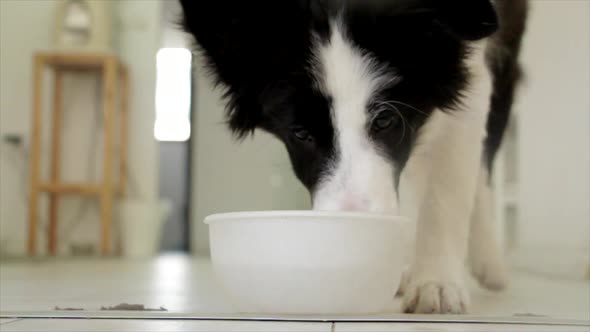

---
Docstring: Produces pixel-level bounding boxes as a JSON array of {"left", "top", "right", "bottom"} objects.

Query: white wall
[
  {"left": 0, "top": 0, "right": 55, "bottom": 255},
  {"left": 115, "top": 0, "right": 161, "bottom": 204},
  {"left": 515, "top": 1, "right": 589, "bottom": 265},
  {"left": 0, "top": 0, "right": 161, "bottom": 256}
]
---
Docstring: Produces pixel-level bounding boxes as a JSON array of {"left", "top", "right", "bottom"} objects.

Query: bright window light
[{"left": 154, "top": 48, "right": 192, "bottom": 142}]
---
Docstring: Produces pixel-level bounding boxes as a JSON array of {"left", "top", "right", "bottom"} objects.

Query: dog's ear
[
  {"left": 179, "top": 0, "right": 310, "bottom": 137},
  {"left": 348, "top": 0, "right": 497, "bottom": 41},
  {"left": 433, "top": 0, "right": 498, "bottom": 41}
]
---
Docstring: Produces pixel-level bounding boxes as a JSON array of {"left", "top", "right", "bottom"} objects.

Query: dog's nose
[{"left": 339, "top": 197, "right": 369, "bottom": 211}]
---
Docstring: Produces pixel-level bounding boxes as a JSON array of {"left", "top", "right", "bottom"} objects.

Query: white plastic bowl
[{"left": 204, "top": 210, "right": 411, "bottom": 314}]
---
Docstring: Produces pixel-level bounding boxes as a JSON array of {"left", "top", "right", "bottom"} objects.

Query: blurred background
[
  {"left": 0, "top": 0, "right": 310, "bottom": 260},
  {"left": 0, "top": 0, "right": 588, "bottom": 280}
]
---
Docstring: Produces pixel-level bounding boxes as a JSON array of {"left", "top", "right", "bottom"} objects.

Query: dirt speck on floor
[
  {"left": 100, "top": 303, "right": 167, "bottom": 311},
  {"left": 54, "top": 306, "right": 84, "bottom": 311},
  {"left": 513, "top": 313, "right": 547, "bottom": 317}
]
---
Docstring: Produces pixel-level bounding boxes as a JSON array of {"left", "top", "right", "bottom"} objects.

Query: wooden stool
[{"left": 28, "top": 52, "right": 128, "bottom": 256}]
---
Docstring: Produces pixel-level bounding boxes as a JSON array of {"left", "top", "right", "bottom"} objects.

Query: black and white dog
[{"left": 179, "top": 0, "right": 528, "bottom": 314}]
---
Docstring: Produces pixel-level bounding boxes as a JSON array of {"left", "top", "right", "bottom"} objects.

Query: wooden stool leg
[
  {"left": 114, "top": 66, "right": 129, "bottom": 257},
  {"left": 48, "top": 69, "right": 63, "bottom": 255},
  {"left": 27, "top": 55, "right": 43, "bottom": 256},
  {"left": 100, "top": 58, "right": 116, "bottom": 255},
  {"left": 118, "top": 67, "right": 129, "bottom": 196}
]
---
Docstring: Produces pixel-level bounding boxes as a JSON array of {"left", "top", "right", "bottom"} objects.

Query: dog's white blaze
[{"left": 312, "top": 23, "right": 398, "bottom": 212}]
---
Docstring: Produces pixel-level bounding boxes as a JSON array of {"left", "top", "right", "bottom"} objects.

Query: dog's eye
[
  {"left": 371, "top": 111, "right": 398, "bottom": 133},
  {"left": 291, "top": 127, "right": 313, "bottom": 143}
]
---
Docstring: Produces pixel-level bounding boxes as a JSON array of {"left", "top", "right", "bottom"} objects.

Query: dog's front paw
[
  {"left": 469, "top": 244, "right": 509, "bottom": 291},
  {"left": 470, "top": 253, "right": 509, "bottom": 291},
  {"left": 402, "top": 280, "right": 469, "bottom": 314}
]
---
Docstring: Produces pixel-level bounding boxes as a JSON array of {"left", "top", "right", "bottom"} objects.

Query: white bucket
[{"left": 118, "top": 199, "right": 171, "bottom": 258}]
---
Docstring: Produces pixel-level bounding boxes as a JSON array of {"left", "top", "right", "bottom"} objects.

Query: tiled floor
[
  {"left": 0, "top": 319, "right": 587, "bottom": 332},
  {"left": 1, "top": 254, "right": 588, "bottom": 331},
  {"left": 0, "top": 319, "right": 332, "bottom": 332},
  {"left": 333, "top": 322, "right": 588, "bottom": 331}
]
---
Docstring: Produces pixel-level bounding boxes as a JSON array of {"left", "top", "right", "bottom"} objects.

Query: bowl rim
[{"left": 204, "top": 210, "right": 411, "bottom": 224}]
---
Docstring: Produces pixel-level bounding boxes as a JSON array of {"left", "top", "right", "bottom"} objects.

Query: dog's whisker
[
  {"left": 391, "top": 105, "right": 408, "bottom": 146},
  {"left": 390, "top": 100, "right": 429, "bottom": 116},
  {"left": 373, "top": 101, "right": 411, "bottom": 144},
  {"left": 375, "top": 102, "right": 409, "bottom": 146}
]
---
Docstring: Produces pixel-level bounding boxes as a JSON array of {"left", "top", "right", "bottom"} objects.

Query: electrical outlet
[
  {"left": 1, "top": 132, "right": 29, "bottom": 155},
  {"left": 2, "top": 133, "right": 23, "bottom": 146}
]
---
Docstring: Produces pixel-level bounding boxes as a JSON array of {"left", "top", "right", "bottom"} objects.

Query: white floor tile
[
  {"left": 468, "top": 271, "right": 590, "bottom": 320},
  {"left": 334, "top": 322, "right": 589, "bottom": 332},
  {"left": 0, "top": 319, "right": 332, "bottom": 332},
  {"left": 0, "top": 255, "right": 231, "bottom": 313},
  {"left": 1, "top": 254, "right": 589, "bottom": 324},
  {"left": 0, "top": 318, "right": 21, "bottom": 325}
]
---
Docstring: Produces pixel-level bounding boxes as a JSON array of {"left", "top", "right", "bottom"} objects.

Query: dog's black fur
[
  {"left": 484, "top": 0, "right": 529, "bottom": 172},
  {"left": 179, "top": 0, "right": 524, "bottom": 190}
]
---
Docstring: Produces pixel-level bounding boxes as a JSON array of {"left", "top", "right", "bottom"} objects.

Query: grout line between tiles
[
  {"left": 1, "top": 311, "right": 589, "bottom": 327},
  {"left": 0, "top": 318, "right": 23, "bottom": 326}
]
